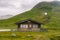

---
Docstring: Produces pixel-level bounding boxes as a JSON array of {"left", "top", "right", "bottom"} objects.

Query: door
[{"left": 28, "top": 24, "right": 32, "bottom": 29}]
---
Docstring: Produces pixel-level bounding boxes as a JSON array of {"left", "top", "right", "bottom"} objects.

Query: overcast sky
[{"left": 0, "top": 0, "right": 60, "bottom": 16}]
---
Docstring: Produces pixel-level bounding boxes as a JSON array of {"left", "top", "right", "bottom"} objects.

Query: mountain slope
[
  {"left": 0, "top": 1, "right": 60, "bottom": 29},
  {"left": 32, "top": 1, "right": 60, "bottom": 29},
  {"left": 0, "top": 15, "right": 13, "bottom": 20}
]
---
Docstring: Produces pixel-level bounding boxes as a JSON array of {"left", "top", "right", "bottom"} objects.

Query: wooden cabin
[{"left": 15, "top": 19, "right": 42, "bottom": 31}]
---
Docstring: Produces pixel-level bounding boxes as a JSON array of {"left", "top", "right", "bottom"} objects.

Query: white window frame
[
  {"left": 33, "top": 24, "right": 38, "bottom": 28},
  {"left": 20, "top": 24, "right": 28, "bottom": 28}
]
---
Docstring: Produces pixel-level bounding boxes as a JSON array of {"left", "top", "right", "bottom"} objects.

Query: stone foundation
[{"left": 17, "top": 28, "right": 41, "bottom": 32}]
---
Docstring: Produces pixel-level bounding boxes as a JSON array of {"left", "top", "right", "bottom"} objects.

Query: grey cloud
[
  {"left": 0, "top": 0, "right": 21, "bottom": 8},
  {"left": 0, "top": 0, "right": 54, "bottom": 16}
]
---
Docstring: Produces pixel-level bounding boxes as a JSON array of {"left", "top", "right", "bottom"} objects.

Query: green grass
[{"left": 0, "top": 30, "right": 60, "bottom": 40}]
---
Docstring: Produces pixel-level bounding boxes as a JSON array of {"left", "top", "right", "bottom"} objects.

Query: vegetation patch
[{"left": 0, "top": 30, "right": 59, "bottom": 40}]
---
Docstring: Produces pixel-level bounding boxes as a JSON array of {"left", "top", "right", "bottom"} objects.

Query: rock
[{"left": 11, "top": 33, "right": 16, "bottom": 37}]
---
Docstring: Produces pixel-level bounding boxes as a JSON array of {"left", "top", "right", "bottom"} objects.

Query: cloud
[{"left": 0, "top": 0, "right": 55, "bottom": 16}]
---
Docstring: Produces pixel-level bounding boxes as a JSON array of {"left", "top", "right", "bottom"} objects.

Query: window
[
  {"left": 33, "top": 24, "right": 38, "bottom": 28},
  {"left": 29, "top": 24, "right": 32, "bottom": 28},
  {"left": 20, "top": 24, "right": 28, "bottom": 28}
]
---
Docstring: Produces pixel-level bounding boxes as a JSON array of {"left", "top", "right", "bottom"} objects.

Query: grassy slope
[
  {"left": 0, "top": 1, "right": 60, "bottom": 29},
  {"left": 0, "top": 9, "right": 47, "bottom": 29}
]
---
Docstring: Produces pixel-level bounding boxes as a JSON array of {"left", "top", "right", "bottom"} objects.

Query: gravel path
[{"left": 0, "top": 29, "right": 11, "bottom": 32}]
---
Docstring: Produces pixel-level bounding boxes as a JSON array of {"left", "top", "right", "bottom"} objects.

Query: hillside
[{"left": 0, "top": 1, "right": 60, "bottom": 29}]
